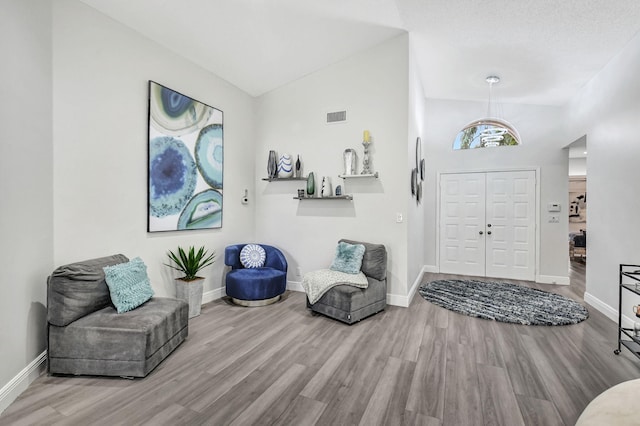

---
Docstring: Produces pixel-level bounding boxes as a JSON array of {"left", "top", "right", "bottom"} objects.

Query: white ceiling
[{"left": 80, "top": 0, "right": 640, "bottom": 105}]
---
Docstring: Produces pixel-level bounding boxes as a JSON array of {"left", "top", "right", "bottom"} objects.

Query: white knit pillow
[{"left": 240, "top": 244, "right": 266, "bottom": 268}]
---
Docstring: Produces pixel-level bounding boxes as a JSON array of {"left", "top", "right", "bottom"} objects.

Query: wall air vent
[{"left": 326, "top": 110, "right": 347, "bottom": 124}]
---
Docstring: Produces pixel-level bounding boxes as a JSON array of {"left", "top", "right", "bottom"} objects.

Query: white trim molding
[
  {"left": 584, "top": 292, "right": 620, "bottom": 325},
  {"left": 202, "top": 286, "right": 226, "bottom": 304},
  {"left": 536, "top": 274, "right": 570, "bottom": 285},
  {"left": 0, "top": 350, "right": 47, "bottom": 414},
  {"left": 406, "top": 265, "right": 431, "bottom": 307},
  {"left": 287, "top": 280, "right": 304, "bottom": 293}
]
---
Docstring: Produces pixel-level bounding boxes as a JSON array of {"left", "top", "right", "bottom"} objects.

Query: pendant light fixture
[{"left": 453, "top": 76, "right": 521, "bottom": 149}]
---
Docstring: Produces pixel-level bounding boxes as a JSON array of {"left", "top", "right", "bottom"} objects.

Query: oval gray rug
[{"left": 418, "top": 279, "right": 589, "bottom": 325}]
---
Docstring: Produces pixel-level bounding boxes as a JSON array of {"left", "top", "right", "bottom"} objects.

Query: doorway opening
[{"left": 565, "top": 135, "right": 587, "bottom": 295}]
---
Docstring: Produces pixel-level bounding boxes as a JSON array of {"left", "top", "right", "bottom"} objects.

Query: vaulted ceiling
[{"left": 80, "top": 0, "right": 640, "bottom": 105}]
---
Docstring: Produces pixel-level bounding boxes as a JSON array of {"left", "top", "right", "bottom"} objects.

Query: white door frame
[{"left": 436, "top": 167, "right": 541, "bottom": 282}]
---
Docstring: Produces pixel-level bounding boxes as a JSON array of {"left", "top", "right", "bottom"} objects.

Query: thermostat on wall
[{"left": 547, "top": 202, "right": 561, "bottom": 212}]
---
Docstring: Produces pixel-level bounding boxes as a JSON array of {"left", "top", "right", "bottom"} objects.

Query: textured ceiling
[{"left": 80, "top": 0, "right": 640, "bottom": 105}]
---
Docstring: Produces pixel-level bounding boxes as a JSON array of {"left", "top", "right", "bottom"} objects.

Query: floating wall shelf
[
  {"left": 294, "top": 195, "right": 353, "bottom": 201},
  {"left": 338, "top": 172, "right": 379, "bottom": 179},
  {"left": 262, "top": 177, "right": 307, "bottom": 182}
]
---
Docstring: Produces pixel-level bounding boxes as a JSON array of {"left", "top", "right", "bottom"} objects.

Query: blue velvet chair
[{"left": 225, "top": 244, "right": 288, "bottom": 306}]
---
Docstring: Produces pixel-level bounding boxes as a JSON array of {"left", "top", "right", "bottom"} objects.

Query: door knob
[
  {"left": 479, "top": 231, "right": 484, "bottom": 235},
  {"left": 487, "top": 224, "right": 492, "bottom": 228},
  {"left": 487, "top": 231, "right": 492, "bottom": 235}
]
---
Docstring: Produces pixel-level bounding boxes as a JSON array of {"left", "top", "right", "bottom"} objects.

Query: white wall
[
  {"left": 0, "top": 0, "right": 53, "bottom": 412},
  {"left": 563, "top": 30, "right": 640, "bottom": 319},
  {"left": 423, "top": 99, "right": 569, "bottom": 282},
  {"left": 53, "top": 0, "right": 256, "bottom": 297},
  {"left": 407, "top": 35, "right": 428, "bottom": 295},
  {"left": 254, "top": 35, "right": 411, "bottom": 302},
  {"left": 569, "top": 157, "right": 587, "bottom": 176}
]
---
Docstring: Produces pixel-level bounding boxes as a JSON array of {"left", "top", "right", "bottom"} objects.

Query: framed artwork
[
  {"left": 147, "top": 81, "right": 223, "bottom": 232},
  {"left": 569, "top": 192, "right": 587, "bottom": 223}
]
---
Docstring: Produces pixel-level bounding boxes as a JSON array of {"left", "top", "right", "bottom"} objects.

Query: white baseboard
[
  {"left": 202, "top": 287, "right": 225, "bottom": 304},
  {"left": 536, "top": 274, "right": 570, "bottom": 285},
  {"left": 404, "top": 266, "right": 429, "bottom": 307},
  {"left": 583, "top": 291, "right": 624, "bottom": 325},
  {"left": 0, "top": 350, "right": 47, "bottom": 415},
  {"left": 287, "top": 281, "right": 304, "bottom": 292},
  {"left": 423, "top": 265, "right": 438, "bottom": 273},
  {"left": 387, "top": 293, "right": 409, "bottom": 307}
]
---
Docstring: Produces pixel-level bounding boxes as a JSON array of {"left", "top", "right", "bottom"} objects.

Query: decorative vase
[
  {"left": 321, "top": 176, "right": 332, "bottom": 197},
  {"left": 335, "top": 185, "right": 342, "bottom": 196},
  {"left": 306, "top": 172, "right": 315, "bottom": 196},
  {"left": 175, "top": 277, "right": 204, "bottom": 318},
  {"left": 267, "top": 150, "right": 278, "bottom": 179},
  {"left": 295, "top": 155, "right": 302, "bottom": 178},
  {"left": 343, "top": 149, "right": 356, "bottom": 175},
  {"left": 278, "top": 153, "right": 293, "bottom": 178}
]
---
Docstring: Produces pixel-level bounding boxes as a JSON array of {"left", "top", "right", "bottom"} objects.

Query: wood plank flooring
[{"left": 2, "top": 261, "right": 640, "bottom": 425}]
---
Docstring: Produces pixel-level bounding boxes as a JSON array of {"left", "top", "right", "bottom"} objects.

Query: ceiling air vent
[{"left": 326, "top": 110, "right": 347, "bottom": 124}]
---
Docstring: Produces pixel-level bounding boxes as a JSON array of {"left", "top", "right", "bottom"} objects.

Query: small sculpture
[
  {"left": 295, "top": 155, "right": 302, "bottom": 178},
  {"left": 267, "top": 150, "right": 278, "bottom": 179},
  {"left": 321, "top": 176, "right": 332, "bottom": 197},
  {"left": 362, "top": 130, "right": 372, "bottom": 175},
  {"left": 343, "top": 149, "right": 356, "bottom": 175}
]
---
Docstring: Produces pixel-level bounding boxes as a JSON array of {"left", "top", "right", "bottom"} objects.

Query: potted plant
[{"left": 165, "top": 246, "right": 215, "bottom": 318}]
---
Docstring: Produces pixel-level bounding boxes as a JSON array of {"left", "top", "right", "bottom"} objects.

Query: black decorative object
[
  {"left": 419, "top": 279, "right": 589, "bottom": 326},
  {"left": 295, "top": 155, "right": 302, "bottom": 178},
  {"left": 335, "top": 185, "right": 342, "bottom": 196},
  {"left": 267, "top": 150, "right": 278, "bottom": 179}
]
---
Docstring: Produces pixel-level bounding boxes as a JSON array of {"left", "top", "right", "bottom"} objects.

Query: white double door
[{"left": 439, "top": 170, "right": 536, "bottom": 281}]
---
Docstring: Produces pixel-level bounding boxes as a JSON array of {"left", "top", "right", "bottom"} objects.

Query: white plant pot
[{"left": 175, "top": 277, "right": 204, "bottom": 318}]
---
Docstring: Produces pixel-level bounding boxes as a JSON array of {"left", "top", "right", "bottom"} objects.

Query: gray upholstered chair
[
  {"left": 307, "top": 239, "right": 387, "bottom": 324},
  {"left": 47, "top": 254, "right": 189, "bottom": 377}
]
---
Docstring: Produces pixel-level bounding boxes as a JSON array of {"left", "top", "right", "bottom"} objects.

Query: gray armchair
[
  {"left": 307, "top": 239, "right": 387, "bottom": 324},
  {"left": 47, "top": 254, "right": 188, "bottom": 377}
]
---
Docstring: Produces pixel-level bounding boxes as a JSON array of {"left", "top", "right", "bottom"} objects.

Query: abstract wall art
[{"left": 147, "top": 81, "right": 223, "bottom": 232}]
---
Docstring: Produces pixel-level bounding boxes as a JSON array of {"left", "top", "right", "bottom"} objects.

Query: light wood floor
[{"left": 2, "top": 261, "right": 640, "bottom": 425}]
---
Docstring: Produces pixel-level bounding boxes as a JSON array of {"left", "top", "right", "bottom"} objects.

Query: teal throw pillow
[
  {"left": 103, "top": 257, "right": 154, "bottom": 313},
  {"left": 330, "top": 242, "right": 366, "bottom": 275}
]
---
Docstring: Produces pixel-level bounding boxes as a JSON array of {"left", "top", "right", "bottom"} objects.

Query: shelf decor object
[
  {"left": 306, "top": 172, "right": 315, "bottom": 196},
  {"left": 148, "top": 81, "right": 223, "bottom": 232},
  {"left": 267, "top": 150, "right": 278, "bottom": 179},
  {"left": 295, "top": 155, "right": 302, "bottom": 178},
  {"left": 343, "top": 149, "right": 356, "bottom": 175},
  {"left": 321, "top": 176, "right": 332, "bottom": 197},
  {"left": 278, "top": 153, "right": 293, "bottom": 178},
  {"left": 361, "top": 130, "right": 372, "bottom": 175}
]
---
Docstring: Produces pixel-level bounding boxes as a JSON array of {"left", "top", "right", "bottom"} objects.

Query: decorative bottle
[{"left": 306, "top": 172, "right": 315, "bottom": 196}]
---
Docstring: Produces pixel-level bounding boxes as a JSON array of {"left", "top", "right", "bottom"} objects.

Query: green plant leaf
[{"left": 165, "top": 245, "right": 216, "bottom": 280}]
